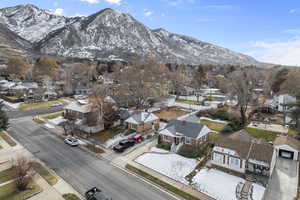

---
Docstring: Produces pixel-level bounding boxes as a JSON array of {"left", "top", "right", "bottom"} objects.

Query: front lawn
[
  {"left": 0, "top": 168, "right": 16, "bottom": 184},
  {"left": 244, "top": 127, "right": 277, "bottom": 142},
  {"left": 209, "top": 132, "right": 220, "bottom": 142},
  {"left": 91, "top": 127, "right": 124, "bottom": 143},
  {"left": 154, "top": 107, "right": 189, "bottom": 121},
  {"left": 0, "top": 132, "right": 17, "bottom": 147},
  {"left": 18, "top": 100, "right": 67, "bottom": 111},
  {"left": 287, "top": 129, "right": 298, "bottom": 136},
  {"left": 176, "top": 99, "right": 201, "bottom": 105},
  {"left": 32, "top": 162, "right": 57, "bottom": 186},
  {"left": 200, "top": 120, "right": 226, "bottom": 132},
  {"left": 0, "top": 181, "right": 41, "bottom": 200},
  {"left": 126, "top": 164, "right": 201, "bottom": 200}
]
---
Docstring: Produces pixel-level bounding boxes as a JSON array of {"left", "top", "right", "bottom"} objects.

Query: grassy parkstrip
[
  {"left": 0, "top": 168, "right": 16, "bottom": 184},
  {"left": 0, "top": 181, "right": 41, "bottom": 200},
  {"left": 0, "top": 132, "right": 17, "bottom": 147},
  {"left": 32, "top": 162, "right": 58, "bottom": 186},
  {"left": 125, "top": 164, "right": 201, "bottom": 200},
  {"left": 244, "top": 127, "right": 277, "bottom": 142},
  {"left": 62, "top": 193, "right": 81, "bottom": 200},
  {"left": 175, "top": 99, "right": 201, "bottom": 105},
  {"left": 40, "top": 111, "right": 63, "bottom": 120}
]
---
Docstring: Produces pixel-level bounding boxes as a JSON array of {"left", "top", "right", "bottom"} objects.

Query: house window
[
  {"left": 163, "top": 135, "right": 171, "bottom": 142},
  {"left": 229, "top": 157, "right": 240, "bottom": 168},
  {"left": 213, "top": 152, "right": 224, "bottom": 164},
  {"left": 131, "top": 124, "right": 138, "bottom": 130},
  {"left": 185, "top": 137, "right": 192, "bottom": 144}
]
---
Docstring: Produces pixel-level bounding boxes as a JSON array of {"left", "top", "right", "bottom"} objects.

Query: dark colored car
[
  {"left": 113, "top": 139, "right": 135, "bottom": 152},
  {"left": 85, "top": 187, "right": 112, "bottom": 200}
]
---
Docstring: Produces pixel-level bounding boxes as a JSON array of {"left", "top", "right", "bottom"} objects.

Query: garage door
[{"left": 279, "top": 149, "right": 294, "bottom": 159}]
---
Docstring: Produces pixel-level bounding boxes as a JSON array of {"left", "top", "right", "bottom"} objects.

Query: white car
[{"left": 64, "top": 137, "right": 79, "bottom": 146}]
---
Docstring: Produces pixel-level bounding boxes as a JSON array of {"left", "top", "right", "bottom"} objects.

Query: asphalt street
[
  {"left": 7, "top": 106, "right": 64, "bottom": 119},
  {"left": 7, "top": 117, "right": 178, "bottom": 200}
]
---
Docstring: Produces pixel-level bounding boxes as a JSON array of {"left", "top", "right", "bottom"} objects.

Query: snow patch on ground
[
  {"left": 192, "top": 168, "right": 265, "bottom": 200},
  {"left": 0, "top": 99, "right": 22, "bottom": 109},
  {"left": 48, "top": 116, "right": 66, "bottom": 125},
  {"left": 135, "top": 152, "right": 198, "bottom": 184},
  {"left": 150, "top": 147, "right": 170, "bottom": 153},
  {"left": 45, "top": 123, "right": 55, "bottom": 129},
  {"left": 199, "top": 117, "right": 228, "bottom": 124}
]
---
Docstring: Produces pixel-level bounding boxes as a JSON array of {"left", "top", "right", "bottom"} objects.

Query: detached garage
[{"left": 274, "top": 136, "right": 300, "bottom": 161}]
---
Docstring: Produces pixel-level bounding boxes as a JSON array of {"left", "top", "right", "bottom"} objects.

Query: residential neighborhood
[{"left": 0, "top": 2, "right": 299, "bottom": 200}]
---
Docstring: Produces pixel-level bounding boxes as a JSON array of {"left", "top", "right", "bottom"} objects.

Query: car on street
[
  {"left": 85, "top": 187, "right": 112, "bottom": 200},
  {"left": 113, "top": 139, "right": 135, "bottom": 152},
  {"left": 64, "top": 137, "right": 79, "bottom": 146}
]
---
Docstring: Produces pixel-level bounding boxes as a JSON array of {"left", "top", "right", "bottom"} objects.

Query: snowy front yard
[
  {"left": 192, "top": 168, "right": 265, "bottom": 200},
  {"left": 135, "top": 151, "right": 198, "bottom": 184}
]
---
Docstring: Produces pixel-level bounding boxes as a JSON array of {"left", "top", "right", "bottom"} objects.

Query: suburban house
[
  {"left": 273, "top": 136, "right": 300, "bottom": 161},
  {"left": 105, "top": 94, "right": 136, "bottom": 108},
  {"left": 267, "top": 94, "right": 296, "bottom": 112},
  {"left": 124, "top": 111, "right": 159, "bottom": 133},
  {"left": 211, "top": 130, "right": 275, "bottom": 177},
  {"left": 74, "top": 82, "right": 90, "bottom": 96},
  {"left": 64, "top": 102, "right": 104, "bottom": 134},
  {"left": 158, "top": 120, "right": 210, "bottom": 152}
]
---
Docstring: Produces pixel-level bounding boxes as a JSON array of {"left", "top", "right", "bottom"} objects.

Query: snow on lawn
[
  {"left": 0, "top": 100, "right": 22, "bottom": 109},
  {"left": 45, "top": 123, "right": 55, "bottom": 129},
  {"left": 150, "top": 147, "right": 170, "bottom": 153},
  {"left": 135, "top": 152, "right": 198, "bottom": 184},
  {"left": 48, "top": 116, "right": 66, "bottom": 125},
  {"left": 192, "top": 168, "right": 265, "bottom": 200}
]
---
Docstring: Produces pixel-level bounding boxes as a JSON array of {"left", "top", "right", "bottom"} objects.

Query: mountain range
[{"left": 0, "top": 4, "right": 268, "bottom": 66}]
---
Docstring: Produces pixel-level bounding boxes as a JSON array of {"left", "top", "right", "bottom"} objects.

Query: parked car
[
  {"left": 113, "top": 139, "right": 135, "bottom": 152},
  {"left": 130, "top": 134, "right": 144, "bottom": 143},
  {"left": 64, "top": 137, "right": 79, "bottom": 146},
  {"left": 85, "top": 187, "right": 112, "bottom": 200}
]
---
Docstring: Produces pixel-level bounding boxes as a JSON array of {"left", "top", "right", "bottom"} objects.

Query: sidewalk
[{"left": 111, "top": 140, "right": 215, "bottom": 200}]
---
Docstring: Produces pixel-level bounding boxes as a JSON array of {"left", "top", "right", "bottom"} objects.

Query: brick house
[
  {"left": 158, "top": 120, "right": 210, "bottom": 152},
  {"left": 124, "top": 111, "right": 159, "bottom": 133}
]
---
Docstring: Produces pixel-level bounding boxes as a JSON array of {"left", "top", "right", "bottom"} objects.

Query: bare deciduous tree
[
  {"left": 12, "top": 157, "right": 35, "bottom": 191},
  {"left": 7, "top": 56, "right": 29, "bottom": 80}
]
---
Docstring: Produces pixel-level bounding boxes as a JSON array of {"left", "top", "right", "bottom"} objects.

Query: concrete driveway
[{"left": 264, "top": 157, "right": 299, "bottom": 200}]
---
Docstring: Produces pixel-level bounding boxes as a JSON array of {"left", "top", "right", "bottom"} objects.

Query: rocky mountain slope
[
  {"left": 0, "top": 24, "right": 32, "bottom": 61},
  {"left": 0, "top": 4, "right": 262, "bottom": 66}
]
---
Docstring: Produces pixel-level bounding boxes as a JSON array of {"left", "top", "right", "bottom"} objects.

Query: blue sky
[{"left": 1, "top": 0, "right": 300, "bottom": 65}]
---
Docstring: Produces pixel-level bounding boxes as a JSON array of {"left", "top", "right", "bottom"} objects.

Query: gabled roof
[
  {"left": 274, "top": 136, "right": 300, "bottom": 151},
  {"left": 215, "top": 130, "right": 274, "bottom": 164},
  {"left": 160, "top": 120, "right": 209, "bottom": 139},
  {"left": 125, "top": 111, "right": 159, "bottom": 125},
  {"left": 64, "top": 102, "right": 91, "bottom": 113}
]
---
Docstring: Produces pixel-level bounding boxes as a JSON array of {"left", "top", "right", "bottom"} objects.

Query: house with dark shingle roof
[
  {"left": 211, "top": 130, "right": 275, "bottom": 177},
  {"left": 124, "top": 111, "right": 159, "bottom": 133},
  {"left": 158, "top": 120, "right": 210, "bottom": 152}
]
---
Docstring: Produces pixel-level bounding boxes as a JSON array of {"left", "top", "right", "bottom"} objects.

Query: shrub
[
  {"left": 156, "top": 143, "right": 171, "bottom": 151},
  {"left": 62, "top": 193, "right": 81, "bottom": 200},
  {"left": 177, "top": 146, "right": 200, "bottom": 158}
]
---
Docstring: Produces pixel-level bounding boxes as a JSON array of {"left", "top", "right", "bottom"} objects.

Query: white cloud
[
  {"left": 81, "top": 0, "right": 99, "bottom": 3},
  {"left": 203, "top": 5, "right": 233, "bottom": 9},
  {"left": 161, "top": 0, "right": 194, "bottom": 7},
  {"left": 105, "top": 0, "right": 122, "bottom": 5},
  {"left": 54, "top": 8, "right": 64, "bottom": 15},
  {"left": 80, "top": 0, "right": 121, "bottom": 4},
  {"left": 284, "top": 29, "right": 300, "bottom": 35},
  {"left": 144, "top": 9, "right": 153, "bottom": 17},
  {"left": 289, "top": 9, "right": 298, "bottom": 14},
  {"left": 251, "top": 39, "right": 300, "bottom": 66}
]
